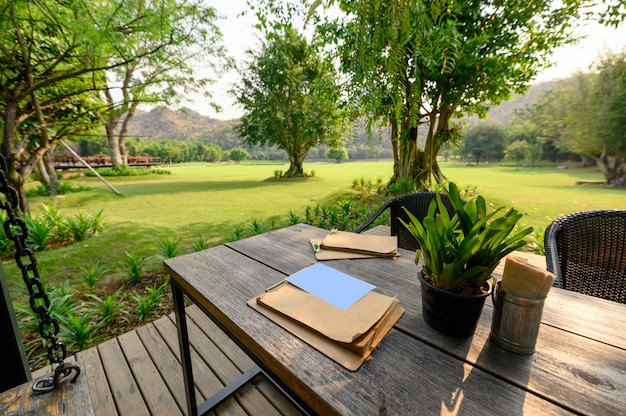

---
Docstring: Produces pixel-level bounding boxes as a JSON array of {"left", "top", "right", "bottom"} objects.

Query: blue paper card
[{"left": 287, "top": 263, "right": 375, "bottom": 310}]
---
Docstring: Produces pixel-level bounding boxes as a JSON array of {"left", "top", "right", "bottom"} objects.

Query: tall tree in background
[
  {"left": 313, "top": 0, "right": 586, "bottom": 190},
  {"left": 461, "top": 124, "right": 506, "bottom": 165},
  {"left": 0, "top": 0, "right": 228, "bottom": 212},
  {"left": 101, "top": 0, "right": 229, "bottom": 169},
  {"left": 232, "top": 3, "right": 349, "bottom": 177},
  {"left": 556, "top": 54, "right": 626, "bottom": 185},
  {"left": 0, "top": 0, "right": 129, "bottom": 212}
]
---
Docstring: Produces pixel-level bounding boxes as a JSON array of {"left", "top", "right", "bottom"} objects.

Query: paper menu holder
[
  {"left": 247, "top": 270, "right": 404, "bottom": 371},
  {"left": 310, "top": 230, "right": 400, "bottom": 261}
]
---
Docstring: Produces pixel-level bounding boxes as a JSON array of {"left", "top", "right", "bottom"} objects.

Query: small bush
[
  {"left": 85, "top": 167, "right": 152, "bottom": 177},
  {"left": 231, "top": 223, "right": 246, "bottom": 241},
  {"left": 124, "top": 251, "right": 145, "bottom": 284},
  {"left": 81, "top": 262, "right": 109, "bottom": 291},
  {"left": 157, "top": 236, "right": 183, "bottom": 259},
  {"left": 87, "top": 288, "right": 128, "bottom": 323},
  {"left": 192, "top": 236, "right": 210, "bottom": 252}
]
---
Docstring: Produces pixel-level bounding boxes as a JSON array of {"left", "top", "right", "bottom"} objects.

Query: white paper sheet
[{"left": 287, "top": 263, "right": 375, "bottom": 310}]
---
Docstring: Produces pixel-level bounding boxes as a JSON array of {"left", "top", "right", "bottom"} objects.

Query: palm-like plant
[{"left": 400, "top": 182, "right": 533, "bottom": 293}]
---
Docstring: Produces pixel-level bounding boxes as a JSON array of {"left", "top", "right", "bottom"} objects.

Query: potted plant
[{"left": 400, "top": 183, "right": 533, "bottom": 337}]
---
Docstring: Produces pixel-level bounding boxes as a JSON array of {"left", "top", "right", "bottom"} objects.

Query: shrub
[
  {"left": 24, "top": 214, "right": 54, "bottom": 251},
  {"left": 157, "top": 236, "right": 183, "bottom": 259},
  {"left": 81, "top": 262, "right": 109, "bottom": 291},
  {"left": 86, "top": 288, "right": 128, "bottom": 323},
  {"left": 192, "top": 236, "right": 210, "bottom": 252},
  {"left": 124, "top": 251, "right": 145, "bottom": 284}
]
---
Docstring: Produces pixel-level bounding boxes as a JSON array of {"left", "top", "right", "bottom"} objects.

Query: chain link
[{"left": 0, "top": 154, "right": 67, "bottom": 366}]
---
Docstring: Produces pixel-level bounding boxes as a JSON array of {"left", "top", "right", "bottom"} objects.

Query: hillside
[
  {"left": 127, "top": 80, "right": 559, "bottom": 147},
  {"left": 466, "top": 80, "right": 557, "bottom": 126}
]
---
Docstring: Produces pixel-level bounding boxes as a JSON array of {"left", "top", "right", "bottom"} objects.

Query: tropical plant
[
  {"left": 124, "top": 251, "right": 145, "bottom": 284},
  {"left": 231, "top": 223, "right": 247, "bottom": 241},
  {"left": 86, "top": 288, "right": 128, "bottom": 323},
  {"left": 132, "top": 282, "right": 168, "bottom": 324},
  {"left": 192, "top": 236, "right": 210, "bottom": 252},
  {"left": 157, "top": 236, "right": 183, "bottom": 259},
  {"left": 57, "top": 310, "right": 105, "bottom": 351},
  {"left": 65, "top": 213, "right": 92, "bottom": 242},
  {"left": 23, "top": 214, "right": 54, "bottom": 251},
  {"left": 81, "top": 262, "right": 110, "bottom": 291},
  {"left": 249, "top": 218, "right": 265, "bottom": 235},
  {"left": 400, "top": 182, "right": 533, "bottom": 293}
]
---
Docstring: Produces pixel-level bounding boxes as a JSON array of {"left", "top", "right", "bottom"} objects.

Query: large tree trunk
[
  {"left": 391, "top": 105, "right": 452, "bottom": 191},
  {"left": 285, "top": 156, "right": 304, "bottom": 177},
  {"left": 34, "top": 150, "right": 61, "bottom": 194},
  {"left": 596, "top": 154, "right": 626, "bottom": 187},
  {"left": 1, "top": 99, "right": 30, "bottom": 214}
]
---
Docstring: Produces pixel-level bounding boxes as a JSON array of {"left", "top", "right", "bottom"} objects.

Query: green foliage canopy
[
  {"left": 461, "top": 124, "right": 506, "bottom": 165},
  {"left": 314, "top": 0, "right": 587, "bottom": 188},
  {"left": 232, "top": 18, "right": 349, "bottom": 177}
]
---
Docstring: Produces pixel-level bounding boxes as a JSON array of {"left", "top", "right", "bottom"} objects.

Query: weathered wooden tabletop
[{"left": 164, "top": 223, "right": 626, "bottom": 416}]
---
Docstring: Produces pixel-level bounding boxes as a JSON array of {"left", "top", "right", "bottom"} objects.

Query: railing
[{"left": 53, "top": 155, "right": 162, "bottom": 168}]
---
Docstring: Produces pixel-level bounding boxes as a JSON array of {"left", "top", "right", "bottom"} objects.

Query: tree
[
  {"left": 313, "top": 0, "right": 587, "bottom": 190},
  {"left": 554, "top": 53, "right": 626, "bottom": 185},
  {"left": 233, "top": 3, "right": 349, "bottom": 178},
  {"left": 0, "top": 0, "right": 130, "bottom": 212},
  {"left": 327, "top": 147, "right": 349, "bottom": 163},
  {"left": 100, "top": 0, "right": 230, "bottom": 170},
  {"left": 229, "top": 148, "right": 249, "bottom": 164},
  {"left": 461, "top": 124, "right": 506, "bottom": 165},
  {"left": 0, "top": 0, "right": 228, "bottom": 213},
  {"left": 505, "top": 140, "right": 531, "bottom": 168},
  {"left": 599, "top": 0, "right": 626, "bottom": 26}
]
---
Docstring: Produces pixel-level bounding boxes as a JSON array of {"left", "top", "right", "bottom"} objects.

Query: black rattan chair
[
  {"left": 354, "top": 192, "right": 456, "bottom": 251},
  {"left": 544, "top": 210, "right": 626, "bottom": 304}
]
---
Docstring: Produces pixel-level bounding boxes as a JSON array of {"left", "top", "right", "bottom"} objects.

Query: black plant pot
[{"left": 418, "top": 272, "right": 490, "bottom": 337}]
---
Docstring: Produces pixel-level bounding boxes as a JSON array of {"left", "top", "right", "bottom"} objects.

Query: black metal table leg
[{"left": 171, "top": 280, "right": 197, "bottom": 416}]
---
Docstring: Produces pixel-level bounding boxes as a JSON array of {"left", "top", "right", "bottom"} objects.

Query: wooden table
[{"left": 164, "top": 224, "right": 626, "bottom": 416}]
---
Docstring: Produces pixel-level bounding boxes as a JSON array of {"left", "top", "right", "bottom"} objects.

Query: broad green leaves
[{"left": 400, "top": 182, "right": 533, "bottom": 291}]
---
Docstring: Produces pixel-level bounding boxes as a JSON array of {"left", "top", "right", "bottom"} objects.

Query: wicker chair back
[
  {"left": 355, "top": 192, "right": 456, "bottom": 251},
  {"left": 544, "top": 210, "right": 626, "bottom": 304}
]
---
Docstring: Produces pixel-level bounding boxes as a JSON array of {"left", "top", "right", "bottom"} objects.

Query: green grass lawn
[
  {"left": 5, "top": 159, "right": 625, "bottom": 288},
  {"left": 5, "top": 159, "right": 626, "bottom": 367}
]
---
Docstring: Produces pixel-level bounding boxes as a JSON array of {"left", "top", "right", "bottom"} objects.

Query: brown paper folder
[
  {"left": 247, "top": 296, "right": 403, "bottom": 371},
  {"left": 257, "top": 282, "right": 395, "bottom": 343},
  {"left": 310, "top": 238, "right": 379, "bottom": 260},
  {"left": 320, "top": 230, "right": 398, "bottom": 258},
  {"left": 248, "top": 282, "right": 404, "bottom": 371}
]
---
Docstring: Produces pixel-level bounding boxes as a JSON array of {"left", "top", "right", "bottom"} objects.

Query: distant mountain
[
  {"left": 127, "top": 106, "right": 244, "bottom": 149},
  {"left": 466, "top": 80, "right": 558, "bottom": 127},
  {"left": 127, "top": 80, "right": 560, "bottom": 149}
]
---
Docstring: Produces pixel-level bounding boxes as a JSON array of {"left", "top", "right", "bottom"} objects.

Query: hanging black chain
[{"left": 0, "top": 153, "right": 80, "bottom": 392}]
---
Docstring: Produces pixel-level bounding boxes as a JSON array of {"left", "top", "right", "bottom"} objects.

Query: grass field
[
  {"left": 5, "top": 159, "right": 626, "bottom": 367},
  {"left": 5, "top": 159, "right": 625, "bottom": 287}
]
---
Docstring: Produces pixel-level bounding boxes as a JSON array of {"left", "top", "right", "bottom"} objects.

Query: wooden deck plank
[
  {"left": 117, "top": 330, "right": 183, "bottom": 416},
  {"left": 186, "top": 306, "right": 255, "bottom": 372},
  {"left": 134, "top": 322, "right": 196, "bottom": 414},
  {"left": 151, "top": 311, "right": 246, "bottom": 415},
  {"left": 0, "top": 360, "right": 93, "bottom": 416},
  {"left": 97, "top": 338, "right": 150, "bottom": 416},
  {"left": 7, "top": 307, "right": 300, "bottom": 416},
  {"left": 185, "top": 307, "right": 302, "bottom": 416},
  {"left": 76, "top": 346, "right": 117, "bottom": 416},
  {"left": 182, "top": 314, "right": 286, "bottom": 416}
]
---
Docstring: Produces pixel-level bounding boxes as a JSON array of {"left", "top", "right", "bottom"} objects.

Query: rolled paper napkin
[{"left": 501, "top": 256, "right": 556, "bottom": 298}]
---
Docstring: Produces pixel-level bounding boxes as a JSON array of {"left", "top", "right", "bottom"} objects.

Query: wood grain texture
[
  {"left": 164, "top": 223, "right": 626, "bottom": 416},
  {"left": 0, "top": 361, "right": 94, "bottom": 416}
]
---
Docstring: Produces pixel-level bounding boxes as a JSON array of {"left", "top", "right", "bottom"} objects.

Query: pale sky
[{"left": 189, "top": 1, "right": 626, "bottom": 120}]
